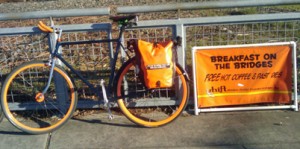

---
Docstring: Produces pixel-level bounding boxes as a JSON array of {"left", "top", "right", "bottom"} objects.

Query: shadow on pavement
[
  {"left": 0, "top": 130, "right": 30, "bottom": 135},
  {"left": 71, "top": 117, "right": 140, "bottom": 128}
]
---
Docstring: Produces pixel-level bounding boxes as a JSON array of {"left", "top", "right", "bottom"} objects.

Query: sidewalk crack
[{"left": 45, "top": 132, "right": 52, "bottom": 149}]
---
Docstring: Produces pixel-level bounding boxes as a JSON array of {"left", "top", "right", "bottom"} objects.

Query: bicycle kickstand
[{"left": 100, "top": 79, "right": 114, "bottom": 120}]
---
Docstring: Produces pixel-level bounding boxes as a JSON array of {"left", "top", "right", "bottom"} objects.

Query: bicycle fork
[{"left": 35, "top": 58, "right": 58, "bottom": 103}]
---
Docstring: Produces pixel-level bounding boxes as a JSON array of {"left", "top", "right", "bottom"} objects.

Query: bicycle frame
[{"left": 44, "top": 24, "right": 129, "bottom": 102}]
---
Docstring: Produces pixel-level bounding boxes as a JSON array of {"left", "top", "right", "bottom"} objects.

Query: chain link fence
[
  {"left": 185, "top": 20, "right": 300, "bottom": 97},
  {"left": 0, "top": 1, "right": 299, "bottom": 109},
  {"left": 0, "top": 24, "right": 174, "bottom": 108}
]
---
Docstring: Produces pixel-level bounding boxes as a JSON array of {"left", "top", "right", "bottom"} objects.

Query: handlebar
[{"left": 37, "top": 21, "right": 53, "bottom": 33}]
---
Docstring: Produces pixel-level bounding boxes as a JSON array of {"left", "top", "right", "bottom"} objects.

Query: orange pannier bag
[{"left": 135, "top": 40, "right": 175, "bottom": 89}]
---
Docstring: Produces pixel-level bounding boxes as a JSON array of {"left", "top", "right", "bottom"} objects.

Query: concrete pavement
[{"left": 0, "top": 110, "right": 300, "bottom": 149}]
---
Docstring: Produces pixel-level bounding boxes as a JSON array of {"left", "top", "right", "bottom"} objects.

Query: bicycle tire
[
  {"left": 114, "top": 58, "right": 189, "bottom": 127},
  {"left": 1, "top": 61, "right": 77, "bottom": 134},
  {"left": 0, "top": 104, "right": 4, "bottom": 123}
]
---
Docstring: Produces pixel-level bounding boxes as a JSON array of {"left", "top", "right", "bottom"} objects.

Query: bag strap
[{"left": 127, "top": 39, "right": 138, "bottom": 52}]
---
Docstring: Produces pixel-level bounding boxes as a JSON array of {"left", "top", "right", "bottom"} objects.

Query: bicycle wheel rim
[
  {"left": 1, "top": 62, "right": 76, "bottom": 134},
  {"left": 116, "top": 59, "right": 189, "bottom": 127}
]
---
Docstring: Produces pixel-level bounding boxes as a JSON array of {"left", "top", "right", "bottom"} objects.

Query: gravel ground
[
  {"left": 0, "top": 0, "right": 204, "bottom": 13},
  {"left": 0, "top": 0, "right": 117, "bottom": 13}
]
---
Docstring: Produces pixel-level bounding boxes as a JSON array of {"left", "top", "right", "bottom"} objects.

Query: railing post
[
  {"left": 172, "top": 24, "right": 187, "bottom": 104},
  {"left": 173, "top": 24, "right": 186, "bottom": 68}
]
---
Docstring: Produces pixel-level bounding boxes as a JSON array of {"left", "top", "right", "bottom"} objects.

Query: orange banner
[{"left": 194, "top": 45, "right": 292, "bottom": 108}]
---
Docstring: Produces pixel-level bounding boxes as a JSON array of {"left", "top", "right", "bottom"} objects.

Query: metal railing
[
  {"left": 0, "top": 1, "right": 299, "bottom": 110},
  {"left": 1, "top": 0, "right": 300, "bottom": 20},
  {"left": 0, "top": 8, "right": 110, "bottom": 21},
  {"left": 117, "top": 0, "right": 300, "bottom": 13}
]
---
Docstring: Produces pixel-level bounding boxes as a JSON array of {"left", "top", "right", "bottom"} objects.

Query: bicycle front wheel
[
  {"left": 1, "top": 61, "right": 77, "bottom": 134},
  {"left": 115, "top": 58, "right": 189, "bottom": 127}
]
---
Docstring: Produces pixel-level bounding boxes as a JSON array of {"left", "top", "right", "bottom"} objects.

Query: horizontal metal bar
[
  {"left": 117, "top": 0, "right": 300, "bottom": 13},
  {"left": 0, "top": 1, "right": 297, "bottom": 21},
  {"left": 0, "top": 23, "right": 111, "bottom": 36},
  {"left": 8, "top": 97, "right": 178, "bottom": 111},
  {"left": 6, "top": 101, "right": 102, "bottom": 111},
  {"left": 60, "top": 39, "right": 118, "bottom": 46},
  {"left": 56, "top": 23, "right": 112, "bottom": 32},
  {"left": 136, "top": 12, "right": 300, "bottom": 27},
  {"left": 2, "top": 12, "right": 300, "bottom": 35},
  {"left": 197, "top": 105, "right": 297, "bottom": 113},
  {"left": 0, "top": 8, "right": 110, "bottom": 21}
]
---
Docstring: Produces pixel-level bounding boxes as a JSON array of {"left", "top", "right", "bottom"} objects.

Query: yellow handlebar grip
[
  {"left": 37, "top": 24, "right": 48, "bottom": 32},
  {"left": 37, "top": 21, "right": 54, "bottom": 33}
]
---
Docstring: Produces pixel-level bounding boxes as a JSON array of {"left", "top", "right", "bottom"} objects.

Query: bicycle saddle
[{"left": 109, "top": 15, "right": 137, "bottom": 23}]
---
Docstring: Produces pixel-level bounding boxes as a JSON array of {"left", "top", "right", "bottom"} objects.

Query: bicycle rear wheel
[
  {"left": 115, "top": 58, "right": 189, "bottom": 127},
  {"left": 1, "top": 61, "right": 77, "bottom": 134},
  {"left": 0, "top": 104, "right": 4, "bottom": 123}
]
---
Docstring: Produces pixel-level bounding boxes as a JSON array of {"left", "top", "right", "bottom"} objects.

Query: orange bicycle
[{"left": 1, "top": 15, "right": 190, "bottom": 134}]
